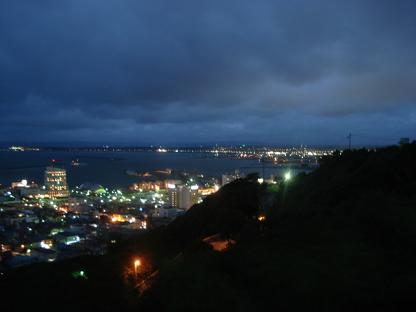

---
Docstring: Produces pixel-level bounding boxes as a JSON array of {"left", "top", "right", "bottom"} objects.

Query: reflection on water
[{"left": 0, "top": 151, "right": 309, "bottom": 188}]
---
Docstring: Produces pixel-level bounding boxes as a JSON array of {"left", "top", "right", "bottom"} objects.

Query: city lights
[{"left": 0, "top": 146, "right": 314, "bottom": 272}]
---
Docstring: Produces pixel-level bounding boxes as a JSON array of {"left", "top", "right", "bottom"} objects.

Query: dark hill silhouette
[
  {"left": 274, "top": 143, "right": 416, "bottom": 217},
  {"left": 2, "top": 143, "right": 416, "bottom": 311},
  {"left": 164, "top": 176, "right": 262, "bottom": 247},
  {"left": 140, "top": 143, "right": 416, "bottom": 311}
]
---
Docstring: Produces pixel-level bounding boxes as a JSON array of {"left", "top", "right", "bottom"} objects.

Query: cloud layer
[{"left": 1, "top": 0, "right": 415, "bottom": 145}]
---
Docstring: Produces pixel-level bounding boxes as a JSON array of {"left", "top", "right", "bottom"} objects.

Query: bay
[{"left": 0, "top": 151, "right": 306, "bottom": 188}]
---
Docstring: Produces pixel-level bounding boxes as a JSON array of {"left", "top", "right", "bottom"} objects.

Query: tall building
[
  {"left": 179, "top": 185, "right": 199, "bottom": 210},
  {"left": 221, "top": 169, "right": 241, "bottom": 186},
  {"left": 167, "top": 183, "right": 179, "bottom": 208},
  {"left": 168, "top": 184, "right": 199, "bottom": 210},
  {"left": 44, "top": 166, "right": 69, "bottom": 198}
]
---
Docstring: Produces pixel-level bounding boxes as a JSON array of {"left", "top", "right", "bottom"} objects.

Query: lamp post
[{"left": 134, "top": 259, "right": 141, "bottom": 284}]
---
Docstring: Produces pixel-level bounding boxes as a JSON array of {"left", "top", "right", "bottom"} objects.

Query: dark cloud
[{"left": 0, "top": 0, "right": 415, "bottom": 145}]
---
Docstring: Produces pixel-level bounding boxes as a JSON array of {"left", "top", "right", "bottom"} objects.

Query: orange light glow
[
  {"left": 110, "top": 214, "right": 126, "bottom": 223},
  {"left": 58, "top": 207, "right": 68, "bottom": 213},
  {"left": 198, "top": 186, "right": 218, "bottom": 196},
  {"left": 202, "top": 234, "right": 236, "bottom": 252},
  {"left": 258, "top": 215, "right": 266, "bottom": 222}
]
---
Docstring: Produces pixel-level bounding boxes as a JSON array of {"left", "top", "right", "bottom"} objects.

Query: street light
[
  {"left": 284, "top": 172, "right": 292, "bottom": 181},
  {"left": 134, "top": 259, "right": 141, "bottom": 283},
  {"left": 134, "top": 259, "right": 141, "bottom": 271}
]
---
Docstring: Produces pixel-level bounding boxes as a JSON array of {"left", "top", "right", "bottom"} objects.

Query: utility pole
[{"left": 347, "top": 133, "right": 352, "bottom": 150}]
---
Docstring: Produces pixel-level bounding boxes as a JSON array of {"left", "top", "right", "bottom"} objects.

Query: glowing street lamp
[
  {"left": 284, "top": 172, "right": 292, "bottom": 181},
  {"left": 134, "top": 259, "right": 141, "bottom": 271},
  {"left": 258, "top": 215, "right": 266, "bottom": 222},
  {"left": 134, "top": 259, "right": 141, "bottom": 283}
]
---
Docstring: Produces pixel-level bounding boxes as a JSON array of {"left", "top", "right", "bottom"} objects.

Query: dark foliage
[
  {"left": 140, "top": 144, "right": 416, "bottom": 311},
  {"left": 164, "top": 178, "right": 261, "bottom": 247}
]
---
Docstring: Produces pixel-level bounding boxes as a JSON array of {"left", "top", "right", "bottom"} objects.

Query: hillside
[
  {"left": 2, "top": 143, "right": 416, "bottom": 311},
  {"left": 140, "top": 143, "right": 416, "bottom": 311}
]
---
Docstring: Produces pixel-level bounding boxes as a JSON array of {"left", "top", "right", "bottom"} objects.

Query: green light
[{"left": 72, "top": 270, "right": 88, "bottom": 280}]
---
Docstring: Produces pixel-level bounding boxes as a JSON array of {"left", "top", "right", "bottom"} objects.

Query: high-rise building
[
  {"left": 221, "top": 169, "right": 241, "bottom": 186},
  {"left": 168, "top": 184, "right": 199, "bottom": 210},
  {"left": 167, "top": 183, "right": 179, "bottom": 208},
  {"left": 44, "top": 166, "right": 69, "bottom": 198},
  {"left": 179, "top": 185, "right": 199, "bottom": 210}
]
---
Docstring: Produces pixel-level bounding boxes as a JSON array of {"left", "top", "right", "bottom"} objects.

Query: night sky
[{"left": 1, "top": 0, "right": 415, "bottom": 146}]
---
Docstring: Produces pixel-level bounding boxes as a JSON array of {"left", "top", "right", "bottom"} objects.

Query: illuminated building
[
  {"left": 130, "top": 181, "right": 164, "bottom": 191},
  {"left": 180, "top": 185, "right": 199, "bottom": 210},
  {"left": 167, "top": 184, "right": 179, "bottom": 208},
  {"left": 44, "top": 166, "right": 69, "bottom": 198},
  {"left": 221, "top": 170, "right": 240, "bottom": 186},
  {"left": 11, "top": 179, "right": 45, "bottom": 198},
  {"left": 168, "top": 184, "right": 199, "bottom": 210},
  {"left": 11, "top": 179, "right": 29, "bottom": 188},
  {"left": 164, "top": 179, "right": 182, "bottom": 189}
]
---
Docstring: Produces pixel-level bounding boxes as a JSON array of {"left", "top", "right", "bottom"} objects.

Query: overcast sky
[{"left": 0, "top": 0, "right": 415, "bottom": 146}]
